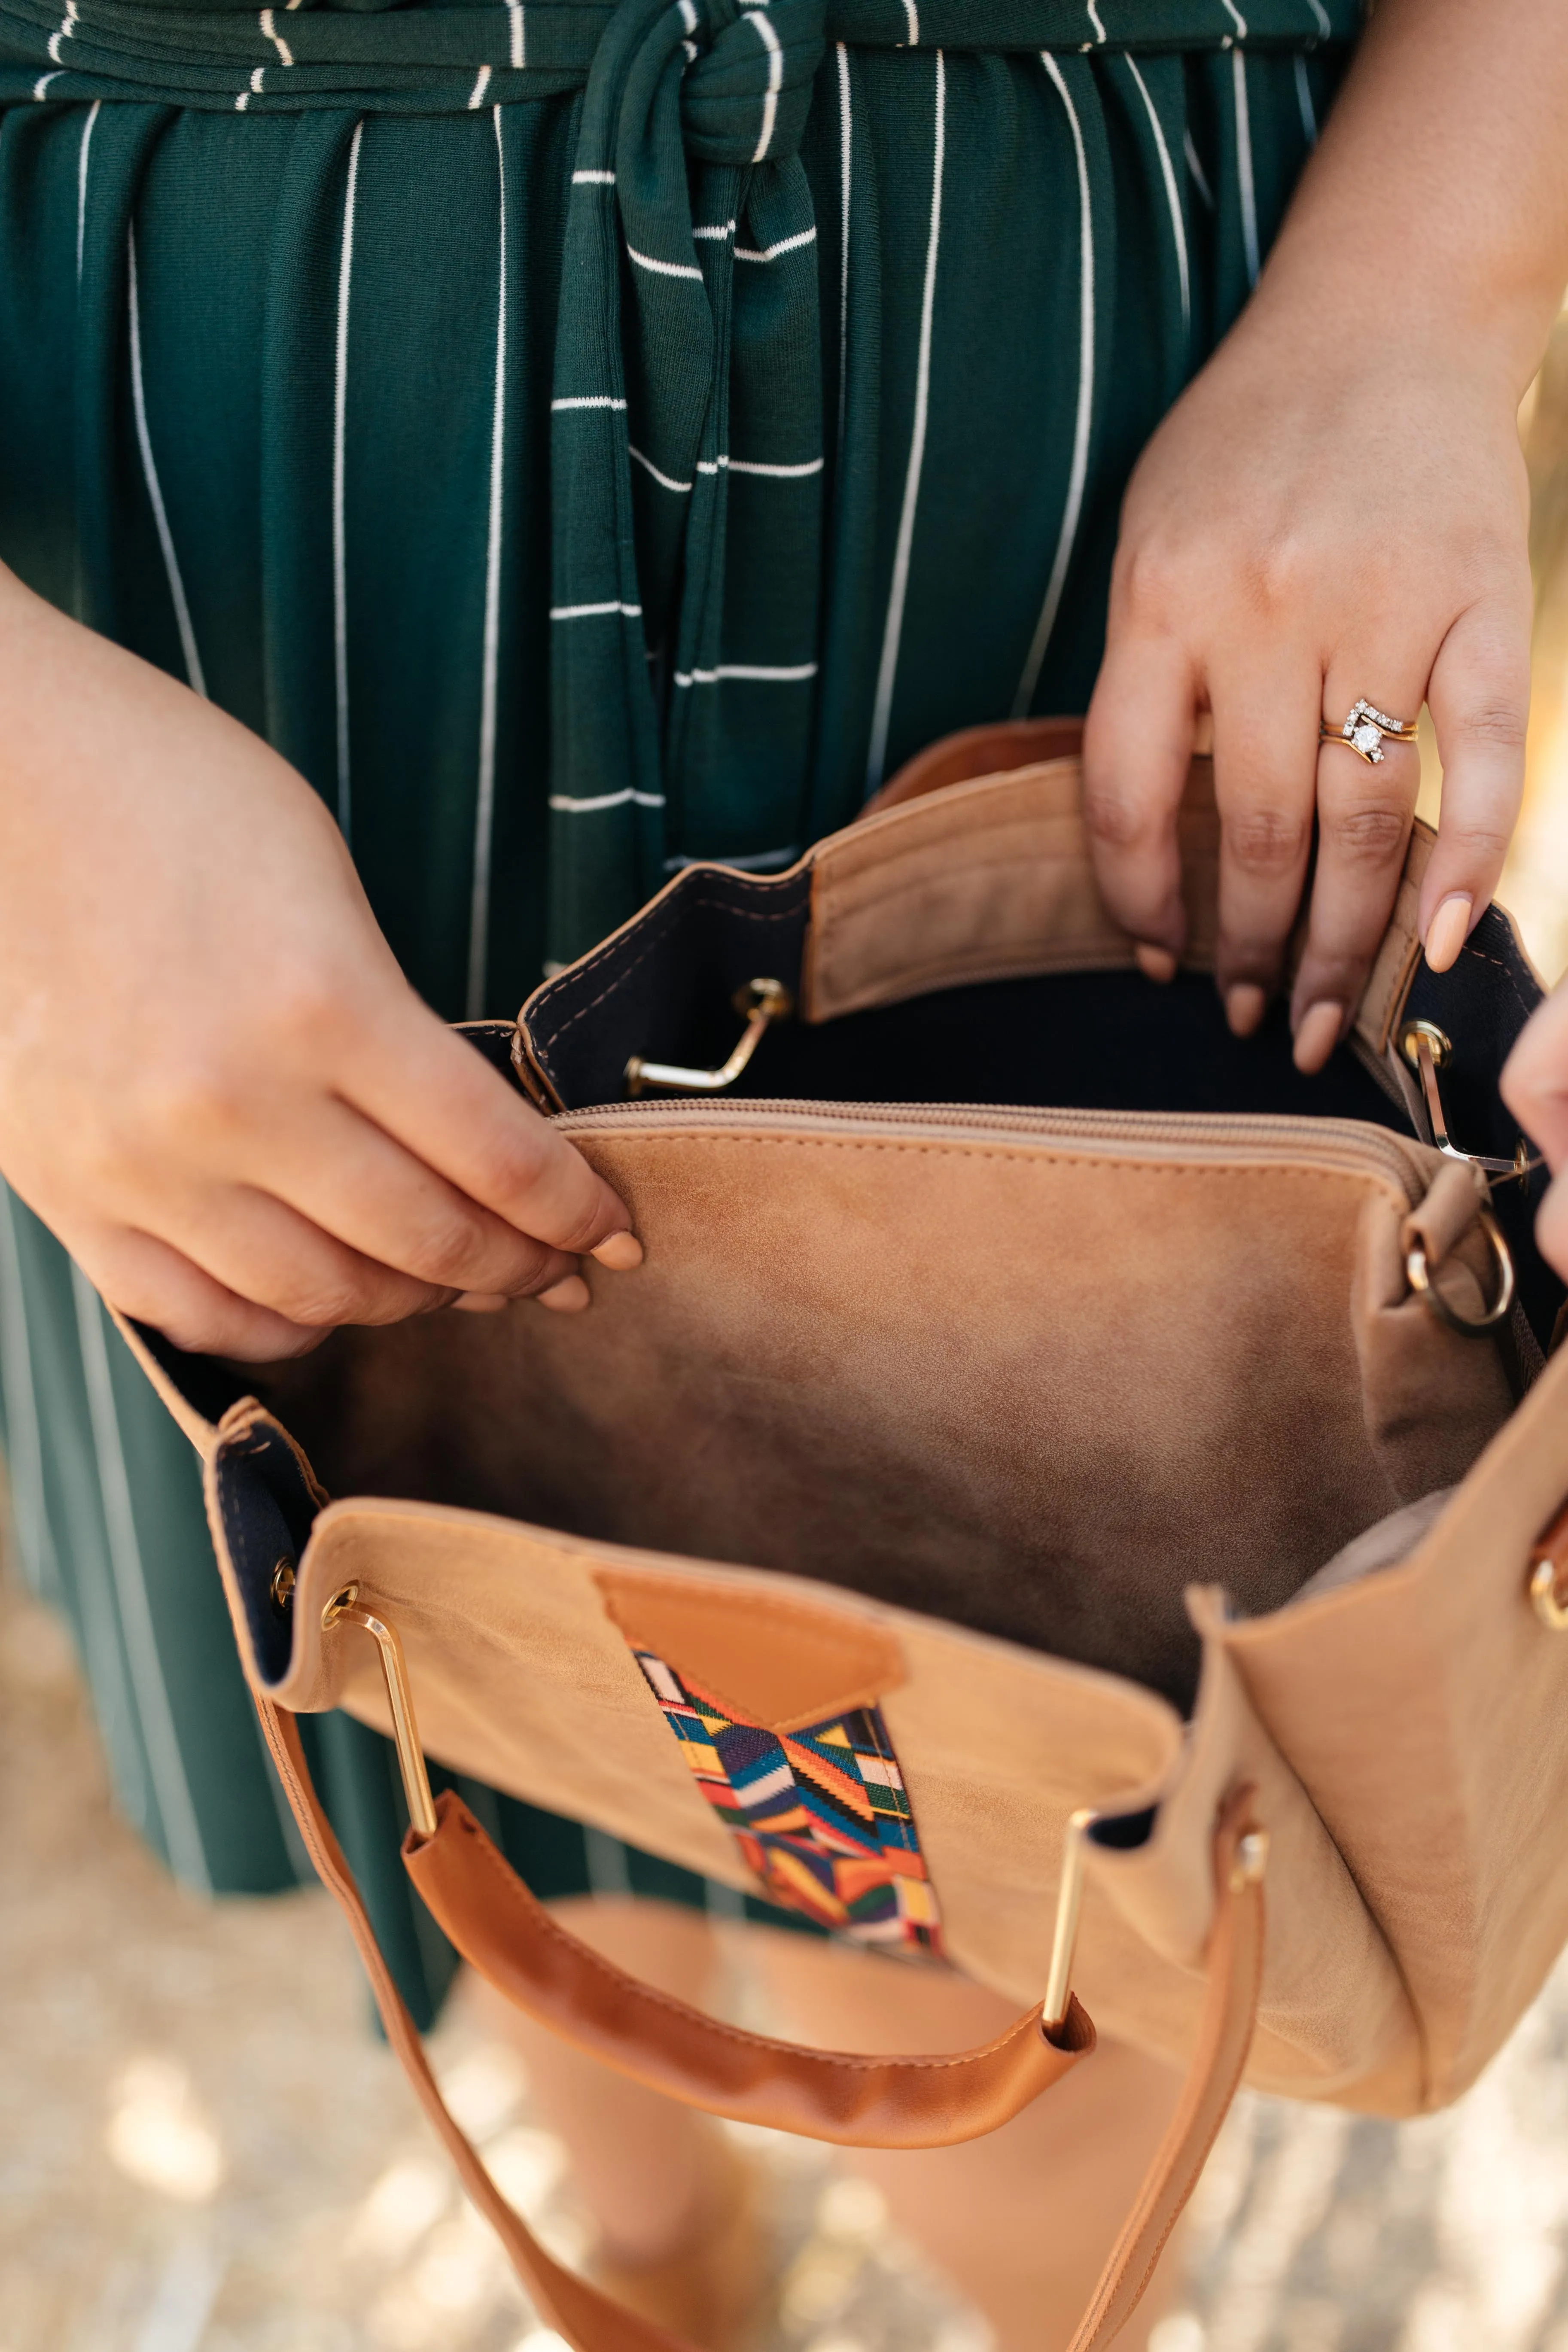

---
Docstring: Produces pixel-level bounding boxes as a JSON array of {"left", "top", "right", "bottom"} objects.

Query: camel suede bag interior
[{"left": 119, "top": 718, "right": 1568, "bottom": 2352}]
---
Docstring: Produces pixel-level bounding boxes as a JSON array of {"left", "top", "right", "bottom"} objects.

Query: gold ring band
[{"left": 1321, "top": 698, "right": 1419, "bottom": 766}]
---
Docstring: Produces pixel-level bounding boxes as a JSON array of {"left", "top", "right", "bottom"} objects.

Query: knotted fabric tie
[{"left": 545, "top": 0, "right": 828, "bottom": 962}]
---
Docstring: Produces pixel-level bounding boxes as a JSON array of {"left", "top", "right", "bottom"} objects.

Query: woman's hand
[
  {"left": 0, "top": 567, "right": 640, "bottom": 1362},
  {"left": 1083, "top": 0, "right": 1568, "bottom": 1074},
  {"left": 1083, "top": 332, "right": 1531, "bottom": 1071},
  {"left": 1504, "top": 984, "right": 1568, "bottom": 1283}
]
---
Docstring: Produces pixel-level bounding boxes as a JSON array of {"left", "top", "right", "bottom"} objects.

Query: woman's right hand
[{"left": 0, "top": 566, "right": 640, "bottom": 1362}]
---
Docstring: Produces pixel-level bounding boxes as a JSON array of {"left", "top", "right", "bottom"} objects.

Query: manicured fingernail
[
  {"left": 453, "top": 1291, "right": 509, "bottom": 1314},
  {"left": 1293, "top": 1000, "right": 1346, "bottom": 1074},
  {"left": 1226, "top": 983, "right": 1267, "bottom": 1039},
  {"left": 1425, "top": 894, "right": 1473, "bottom": 976},
  {"left": 538, "top": 1274, "right": 591, "bottom": 1314},
  {"left": 591, "top": 1230, "right": 644, "bottom": 1271},
  {"left": 1135, "top": 943, "right": 1178, "bottom": 985}
]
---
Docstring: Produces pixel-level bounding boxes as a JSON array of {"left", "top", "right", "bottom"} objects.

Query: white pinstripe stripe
[
  {"left": 72, "top": 1267, "right": 211, "bottom": 1893},
  {"left": 734, "top": 226, "right": 816, "bottom": 261},
  {"left": 836, "top": 43, "right": 851, "bottom": 455},
  {"left": 1293, "top": 53, "right": 1318, "bottom": 145},
  {"left": 901, "top": 0, "right": 919, "bottom": 41},
  {"left": 1085, "top": 0, "right": 1105, "bottom": 39},
  {"left": 259, "top": 9, "right": 293, "bottom": 65},
  {"left": 553, "top": 393, "right": 626, "bottom": 410},
  {"left": 1013, "top": 55, "right": 1093, "bottom": 719},
  {"left": 33, "top": 70, "right": 63, "bottom": 97},
  {"left": 627, "top": 243, "right": 703, "bottom": 281},
  {"left": 730, "top": 455, "right": 823, "bottom": 477},
  {"left": 677, "top": 0, "right": 697, "bottom": 28},
  {"left": 629, "top": 444, "right": 694, "bottom": 492},
  {"left": 1305, "top": 0, "right": 1331, "bottom": 30},
  {"left": 507, "top": 0, "right": 525, "bottom": 68},
  {"left": 1232, "top": 48, "right": 1259, "bottom": 286},
  {"left": 468, "top": 63, "right": 492, "bottom": 107},
  {"left": 76, "top": 98, "right": 99, "bottom": 282},
  {"left": 866, "top": 49, "right": 944, "bottom": 792},
  {"left": 1125, "top": 58, "right": 1187, "bottom": 335},
  {"left": 466, "top": 103, "right": 508, "bottom": 1020},
  {"left": 1183, "top": 127, "right": 1215, "bottom": 210},
  {"left": 47, "top": 0, "right": 76, "bottom": 66},
  {"left": 332, "top": 121, "right": 363, "bottom": 837},
  {"left": 674, "top": 662, "right": 817, "bottom": 685},
  {"left": 128, "top": 229, "right": 207, "bottom": 700},
  {"left": 0, "top": 1188, "right": 56, "bottom": 1600},
  {"left": 1221, "top": 0, "right": 1247, "bottom": 30},
  {"left": 692, "top": 219, "right": 736, "bottom": 240},
  {"left": 572, "top": 167, "right": 615, "bottom": 184},
  {"left": 748, "top": 8, "right": 783, "bottom": 161},
  {"left": 550, "top": 787, "right": 666, "bottom": 812},
  {"left": 551, "top": 599, "right": 643, "bottom": 618}
]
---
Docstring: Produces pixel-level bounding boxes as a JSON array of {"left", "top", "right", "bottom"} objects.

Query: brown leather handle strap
[
  {"left": 258, "top": 1692, "right": 1263, "bottom": 2352},
  {"left": 1066, "top": 1792, "right": 1266, "bottom": 2352},
  {"left": 402, "top": 1788, "right": 1092, "bottom": 2146}
]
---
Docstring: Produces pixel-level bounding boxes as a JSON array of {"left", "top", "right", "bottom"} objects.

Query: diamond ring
[{"left": 1320, "top": 698, "right": 1419, "bottom": 767}]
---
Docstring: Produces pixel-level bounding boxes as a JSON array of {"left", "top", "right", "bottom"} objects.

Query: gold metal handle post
[
  {"left": 625, "top": 977, "right": 793, "bottom": 1098},
  {"left": 322, "top": 1583, "right": 438, "bottom": 1840},
  {"left": 1042, "top": 1807, "right": 1099, "bottom": 2035},
  {"left": 1397, "top": 1022, "right": 1535, "bottom": 1184}
]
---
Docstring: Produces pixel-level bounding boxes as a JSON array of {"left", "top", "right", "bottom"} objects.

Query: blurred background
[{"left": 6, "top": 335, "right": 1568, "bottom": 2352}]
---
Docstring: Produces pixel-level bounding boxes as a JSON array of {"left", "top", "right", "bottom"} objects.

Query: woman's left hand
[
  {"left": 1078, "top": 0, "right": 1568, "bottom": 1076},
  {"left": 1082, "top": 323, "right": 1532, "bottom": 1073}
]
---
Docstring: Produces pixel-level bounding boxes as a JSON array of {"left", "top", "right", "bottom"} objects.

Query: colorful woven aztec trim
[{"left": 630, "top": 1648, "right": 943, "bottom": 1954}]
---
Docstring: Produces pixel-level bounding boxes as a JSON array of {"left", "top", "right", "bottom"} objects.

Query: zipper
[{"left": 561, "top": 1097, "right": 1437, "bottom": 1207}]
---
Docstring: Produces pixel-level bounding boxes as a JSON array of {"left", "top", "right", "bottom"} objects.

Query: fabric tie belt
[
  {"left": 4, "top": 0, "right": 1357, "bottom": 114},
  {"left": 1, "top": 0, "right": 1358, "bottom": 961}
]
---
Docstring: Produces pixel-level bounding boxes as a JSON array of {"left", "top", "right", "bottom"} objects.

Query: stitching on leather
[
  {"left": 533, "top": 885, "right": 806, "bottom": 1069},
  {"left": 452, "top": 1807, "right": 1042, "bottom": 2077},
  {"left": 583, "top": 1131, "right": 1411, "bottom": 1203},
  {"left": 1460, "top": 941, "right": 1534, "bottom": 1027}
]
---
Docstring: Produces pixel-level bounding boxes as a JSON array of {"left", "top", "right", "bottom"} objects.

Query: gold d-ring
[{"left": 1406, "top": 1205, "right": 1514, "bottom": 1337}]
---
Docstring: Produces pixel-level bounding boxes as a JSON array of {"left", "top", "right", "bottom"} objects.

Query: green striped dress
[{"left": 0, "top": 0, "right": 1356, "bottom": 2021}]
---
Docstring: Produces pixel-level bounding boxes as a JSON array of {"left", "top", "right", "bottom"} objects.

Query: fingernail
[
  {"left": 591, "top": 1230, "right": 644, "bottom": 1272},
  {"left": 1226, "top": 982, "right": 1267, "bottom": 1039},
  {"left": 452, "top": 1291, "right": 509, "bottom": 1314},
  {"left": 1293, "top": 1000, "right": 1346, "bottom": 1075},
  {"left": 1425, "top": 893, "right": 1473, "bottom": 976},
  {"left": 1135, "top": 943, "right": 1178, "bottom": 985},
  {"left": 538, "top": 1274, "right": 591, "bottom": 1314}
]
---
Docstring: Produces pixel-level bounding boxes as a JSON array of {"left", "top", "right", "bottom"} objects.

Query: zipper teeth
[{"left": 565, "top": 1097, "right": 1431, "bottom": 1203}]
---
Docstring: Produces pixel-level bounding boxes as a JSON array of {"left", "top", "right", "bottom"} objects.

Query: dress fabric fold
[{"left": 0, "top": 0, "right": 1355, "bottom": 2020}]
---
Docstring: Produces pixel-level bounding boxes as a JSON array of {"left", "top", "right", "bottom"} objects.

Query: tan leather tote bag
[{"left": 119, "top": 719, "right": 1568, "bottom": 2352}]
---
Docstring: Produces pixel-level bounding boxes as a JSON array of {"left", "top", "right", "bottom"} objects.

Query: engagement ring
[{"left": 1320, "top": 698, "right": 1419, "bottom": 766}]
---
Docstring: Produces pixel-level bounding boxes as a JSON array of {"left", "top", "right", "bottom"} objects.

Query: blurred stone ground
[
  {"left": 15, "top": 1537, "right": 1568, "bottom": 2352},
  {"left": 9, "top": 313, "right": 1568, "bottom": 2352}
]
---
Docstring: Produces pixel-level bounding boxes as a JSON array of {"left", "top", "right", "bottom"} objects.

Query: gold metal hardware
[
  {"left": 624, "top": 977, "right": 793, "bottom": 1099},
  {"left": 270, "top": 1559, "right": 296, "bottom": 1616},
  {"left": 320, "top": 1588, "right": 438, "bottom": 1840},
  {"left": 1397, "top": 1022, "right": 1536, "bottom": 1184},
  {"left": 1528, "top": 1499, "right": 1568, "bottom": 1630},
  {"left": 1042, "top": 1807, "right": 1098, "bottom": 2035},
  {"left": 1406, "top": 1205, "right": 1514, "bottom": 1337},
  {"left": 1230, "top": 1828, "right": 1270, "bottom": 1893}
]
